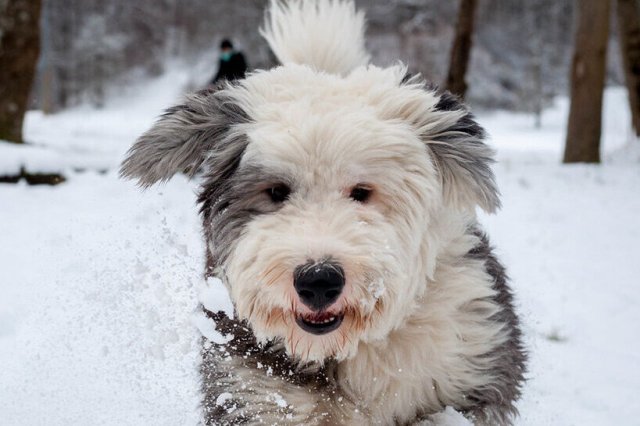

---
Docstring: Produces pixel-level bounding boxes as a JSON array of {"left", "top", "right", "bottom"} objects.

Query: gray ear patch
[
  {"left": 428, "top": 90, "right": 500, "bottom": 213},
  {"left": 120, "top": 86, "right": 250, "bottom": 187}
]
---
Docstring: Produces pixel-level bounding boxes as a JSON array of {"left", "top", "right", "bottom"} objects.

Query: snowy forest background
[
  {"left": 1, "top": 0, "right": 640, "bottom": 425},
  {"left": 34, "top": 0, "right": 620, "bottom": 113}
]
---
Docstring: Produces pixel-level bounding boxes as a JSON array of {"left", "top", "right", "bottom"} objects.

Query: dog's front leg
[{"left": 203, "top": 351, "right": 365, "bottom": 425}]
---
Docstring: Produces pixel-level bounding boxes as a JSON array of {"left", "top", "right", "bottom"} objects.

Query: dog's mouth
[{"left": 295, "top": 311, "right": 344, "bottom": 335}]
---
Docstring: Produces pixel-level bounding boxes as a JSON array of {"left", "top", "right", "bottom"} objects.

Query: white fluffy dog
[{"left": 121, "top": 1, "right": 526, "bottom": 424}]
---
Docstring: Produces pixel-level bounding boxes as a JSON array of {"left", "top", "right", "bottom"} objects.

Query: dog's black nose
[{"left": 294, "top": 262, "right": 344, "bottom": 311}]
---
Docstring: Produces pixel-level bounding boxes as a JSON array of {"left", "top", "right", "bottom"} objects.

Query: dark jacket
[{"left": 211, "top": 52, "right": 247, "bottom": 84}]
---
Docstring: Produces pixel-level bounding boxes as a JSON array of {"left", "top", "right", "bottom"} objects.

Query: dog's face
[{"left": 121, "top": 64, "right": 498, "bottom": 363}]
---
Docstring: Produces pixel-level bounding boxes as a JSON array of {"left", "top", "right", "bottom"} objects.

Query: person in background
[{"left": 210, "top": 39, "right": 248, "bottom": 85}]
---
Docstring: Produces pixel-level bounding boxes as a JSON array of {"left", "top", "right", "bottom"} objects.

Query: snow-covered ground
[{"left": 1, "top": 68, "right": 639, "bottom": 425}]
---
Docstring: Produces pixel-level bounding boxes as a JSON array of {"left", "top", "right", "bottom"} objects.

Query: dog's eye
[
  {"left": 350, "top": 185, "right": 372, "bottom": 203},
  {"left": 266, "top": 184, "right": 291, "bottom": 203}
]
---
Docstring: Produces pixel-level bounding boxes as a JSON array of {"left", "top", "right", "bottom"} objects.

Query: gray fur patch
[
  {"left": 200, "top": 165, "right": 293, "bottom": 273},
  {"left": 119, "top": 85, "right": 250, "bottom": 187},
  {"left": 463, "top": 228, "right": 527, "bottom": 425},
  {"left": 420, "top": 87, "right": 501, "bottom": 213}
]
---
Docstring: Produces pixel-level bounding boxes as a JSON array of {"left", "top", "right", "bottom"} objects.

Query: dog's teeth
[
  {"left": 306, "top": 316, "right": 337, "bottom": 324},
  {"left": 303, "top": 315, "right": 338, "bottom": 325}
]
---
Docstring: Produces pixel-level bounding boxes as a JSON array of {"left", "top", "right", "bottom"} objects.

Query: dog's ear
[
  {"left": 120, "top": 88, "right": 249, "bottom": 187},
  {"left": 423, "top": 90, "right": 500, "bottom": 213}
]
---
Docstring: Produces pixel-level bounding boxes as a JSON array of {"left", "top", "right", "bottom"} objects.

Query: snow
[
  {"left": 198, "top": 277, "right": 234, "bottom": 318},
  {"left": 368, "top": 277, "right": 386, "bottom": 299},
  {"left": 0, "top": 173, "right": 204, "bottom": 424},
  {"left": 0, "top": 142, "right": 66, "bottom": 175},
  {"left": 427, "top": 406, "right": 474, "bottom": 426},
  {"left": 193, "top": 277, "right": 235, "bottom": 344},
  {"left": 216, "top": 392, "right": 233, "bottom": 406},
  {"left": 271, "top": 393, "right": 289, "bottom": 408},
  {"left": 480, "top": 162, "right": 640, "bottom": 425},
  {"left": 1, "top": 65, "right": 639, "bottom": 425},
  {"left": 192, "top": 310, "right": 232, "bottom": 345}
]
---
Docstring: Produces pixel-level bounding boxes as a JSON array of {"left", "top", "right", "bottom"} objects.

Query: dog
[{"left": 120, "top": 0, "right": 526, "bottom": 424}]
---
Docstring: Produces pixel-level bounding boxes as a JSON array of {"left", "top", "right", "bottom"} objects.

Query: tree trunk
[
  {"left": 445, "top": 0, "right": 477, "bottom": 99},
  {"left": 0, "top": 0, "right": 42, "bottom": 143},
  {"left": 563, "top": 0, "right": 611, "bottom": 163},
  {"left": 617, "top": 0, "right": 640, "bottom": 137}
]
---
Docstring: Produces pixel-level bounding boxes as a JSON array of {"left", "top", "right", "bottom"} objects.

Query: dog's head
[{"left": 121, "top": 0, "right": 498, "bottom": 363}]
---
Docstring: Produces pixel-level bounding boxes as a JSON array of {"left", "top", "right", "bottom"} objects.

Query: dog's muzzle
[{"left": 293, "top": 261, "right": 345, "bottom": 334}]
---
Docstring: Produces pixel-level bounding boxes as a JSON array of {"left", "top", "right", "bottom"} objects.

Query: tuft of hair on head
[{"left": 260, "top": 0, "right": 370, "bottom": 75}]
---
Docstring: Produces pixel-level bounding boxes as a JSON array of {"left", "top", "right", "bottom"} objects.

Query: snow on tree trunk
[
  {"left": 564, "top": 0, "right": 611, "bottom": 163},
  {"left": 444, "top": 0, "right": 477, "bottom": 99},
  {"left": 617, "top": 0, "right": 640, "bottom": 137},
  {"left": 0, "top": 0, "right": 42, "bottom": 144}
]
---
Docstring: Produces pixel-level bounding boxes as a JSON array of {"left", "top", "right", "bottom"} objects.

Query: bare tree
[
  {"left": 617, "top": 0, "right": 640, "bottom": 136},
  {"left": 564, "top": 0, "right": 611, "bottom": 163},
  {"left": 445, "top": 0, "right": 477, "bottom": 98},
  {"left": 0, "top": 0, "right": 42, "bottom": 143}
]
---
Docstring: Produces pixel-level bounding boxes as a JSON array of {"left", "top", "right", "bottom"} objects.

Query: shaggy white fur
[
  {"left": 120, "top": 0, "right": 525, "bottom": 424},
  {"left": 215, "top": 62, "right": 512, "bottom": 425}
]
